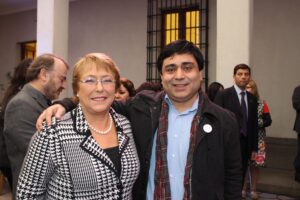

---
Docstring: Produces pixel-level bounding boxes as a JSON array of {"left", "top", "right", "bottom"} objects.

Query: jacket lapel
[{"left": 73, "top": 105, "right": 128, "bottom": 174}]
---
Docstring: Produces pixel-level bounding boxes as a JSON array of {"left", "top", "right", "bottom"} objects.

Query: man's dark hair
[
  {"left": 1, "top": 58, "right": 33, "bottom": 123},
  {"left": 156, "top": 39, "right": 204, "bottom": 74},
  {"left": 233, "top": 63, "right": 251, "bottom": 75},
  {"left": 136, "top": 81, "right": 163, "bottom": 93},
  {"left": 26, "top": 54, "right": 68, "bottom": 82}
]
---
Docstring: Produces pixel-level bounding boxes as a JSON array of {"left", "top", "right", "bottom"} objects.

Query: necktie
[{"left": 240, "top": 91, "right": 248, "bottom": 136}]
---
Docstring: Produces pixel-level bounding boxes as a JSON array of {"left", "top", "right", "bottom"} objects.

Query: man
[
  {"left": 3, "top": 54, "right": 68, "bottom": 197},
  {"left": 214, "top": 64, "right": 258, "bottom": 185},
  {"left": 292, "top": 85, "right": 300, "bottom": 183},
  {"left": 38, "top": 40, "right": 242, "bottom": 199}
]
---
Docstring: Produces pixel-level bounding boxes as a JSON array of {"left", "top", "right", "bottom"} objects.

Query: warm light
[
  {"left": 186, "top": 11, "right": 200, "bottom": 45},
  {"left": 165, "top": 13, "right": 179, "bottom": 45}
]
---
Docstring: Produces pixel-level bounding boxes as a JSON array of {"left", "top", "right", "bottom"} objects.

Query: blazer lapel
[{"left": 80, "top": 135, "right": 116, "bottom": 172}]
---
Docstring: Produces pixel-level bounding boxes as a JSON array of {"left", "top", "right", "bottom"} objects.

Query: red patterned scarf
[{"left": 154, "top": 92, "right": 204, "bottom": 200}]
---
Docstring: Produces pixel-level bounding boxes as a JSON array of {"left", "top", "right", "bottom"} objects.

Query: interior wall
[
  {"left": 251, "top": 0, "right": 300, "bottom": 138},
  {"left": 0, "top": 10, "right": 36, "bottom": 102},
  {"left": 68, "top": 0, "right": 147, "bottom": 96},
  {"left": 0, "top": 0, "right": 147, "bottom": 102}
]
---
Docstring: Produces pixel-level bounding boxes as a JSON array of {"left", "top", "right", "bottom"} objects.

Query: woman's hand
[{"left": 36, "top": 104, "right": 66, "bottom": 131}]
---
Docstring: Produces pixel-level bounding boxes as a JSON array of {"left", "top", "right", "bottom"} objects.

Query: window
[
  {"left": 147, "top": 0, "right": 208, "bottom": 89},
  {"left": 163, "top": 9, "right": 200, "bottom": 46},
  {"left": 20, "top": 41, "right": 36, "bottom": 60}
]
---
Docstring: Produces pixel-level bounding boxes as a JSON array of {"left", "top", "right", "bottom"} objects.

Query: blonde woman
[
  {"left": 16, "top": 53, "right": 140, "bottom": 199},
  {"left": 243, "top": 79, "right": 272, "bottom": 199}
]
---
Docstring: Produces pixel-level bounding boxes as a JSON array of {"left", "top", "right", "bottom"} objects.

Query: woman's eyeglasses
[{"left": 80, "top": 77, "right": 116, "bottom": 87}]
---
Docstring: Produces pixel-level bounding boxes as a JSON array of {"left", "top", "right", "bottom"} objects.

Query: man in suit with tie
[
  {"left": 214, "top": 64, "right": 258, "bottom": 185},
  {"left": 3, "top": 54, "right": 68, "bottom": 197}
]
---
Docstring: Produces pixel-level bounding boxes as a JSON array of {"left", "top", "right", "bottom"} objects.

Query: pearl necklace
[{"left": 87, "top": 114, "right": 113, "bottom": 135}]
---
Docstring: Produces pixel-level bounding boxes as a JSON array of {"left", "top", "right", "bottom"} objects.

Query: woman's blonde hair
[
  {"left": 72, "top": 53, "right": 121, "bottom": 102},
  {"left": 247, "top": 79, "right": 260, "bottom": 99}
]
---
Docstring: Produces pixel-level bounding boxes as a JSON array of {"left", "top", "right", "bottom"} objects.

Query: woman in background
[
  {"left": 115, "top": 77, "right": 136, "bottom": 101},
  {"left": 16, "top": 53, "right": 139, "bottom": 199},
  {"left": 243, "top": 79, "right": 272, "bottom": 199},
  {"left": 207, "top": 81, "right": 224, "bottom": 101},
  {"left": 0, "top": 58, "right": 32, "bottom": 189}
]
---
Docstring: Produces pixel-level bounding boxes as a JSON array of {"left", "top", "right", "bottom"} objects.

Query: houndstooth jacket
[{"left": 16, "top": 105, "right": 140, "bottom": 200}]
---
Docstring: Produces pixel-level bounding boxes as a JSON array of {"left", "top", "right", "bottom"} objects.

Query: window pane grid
[{"left": 147, "top": 0, "right": 208, "bottom": 86}]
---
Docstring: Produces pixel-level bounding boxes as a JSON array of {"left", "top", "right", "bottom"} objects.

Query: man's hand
[{"left": 36, "top": 104, "right": 66, "bottom": 131}]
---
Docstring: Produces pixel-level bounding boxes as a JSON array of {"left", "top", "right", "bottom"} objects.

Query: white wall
[
  {"left": 67, "top": 0, "right": 147, "bottom": 96},
  {"left": 250, "top": 0, "right": 300, "bottom": 138}
]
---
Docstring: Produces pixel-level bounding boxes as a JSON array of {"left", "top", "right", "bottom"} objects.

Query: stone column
[
  {"left": 215, "top": 0, "right": 253, "bottom": 87},
  {"left": 36, "top": 0, "right": 69, "bottom": 97}
]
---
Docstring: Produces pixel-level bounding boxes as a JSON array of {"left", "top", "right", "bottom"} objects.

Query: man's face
[
  {"left": 233, "top": 69, "right": 250, "bottom": 90},
  {"left": 160, "top": 53, "right": 202, "bottom": 107},
  {"left": 44, "top": 58, "right": 68, "bottom": 100}
]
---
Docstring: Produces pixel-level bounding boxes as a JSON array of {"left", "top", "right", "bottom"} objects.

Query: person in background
[
  {"left": 243, "top": 79, "right": 272, "bottom": 199},
  {"left": 135, "top": 81, "right": 163, "bottom": 93},
  {"left": 115, "top": 77, "right": 136, "bottom": 101},
  {"left": 36, "top": 39, "right": 242, "bottom": 200},
  {"left": 3, "top": 54, "right": 68, "bottom": 197},
  {"left": 0, "top": 58, "right": 33, "bottom": 190},
  {"left": 292, "top": 85, "right": 300, "bottom": 183},
  {"left": 214, "top": 64, "right": 258, "bottom": 197},
  {"left": 207, "top": 81, "right": 224, "bottom": 102},
  {"left": 16, "top": 53, "right": 140, "bottom": 199}
]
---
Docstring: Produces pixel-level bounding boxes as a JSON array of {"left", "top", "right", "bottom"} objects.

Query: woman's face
[
  {"left": 115, "top": 84, "right": 130, "bottom": 101},
  {"left": 77, "top": 65, "right": 116, "bottom": 116}
]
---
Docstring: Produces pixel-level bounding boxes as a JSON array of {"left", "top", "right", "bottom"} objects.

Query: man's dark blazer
[
  {"left": 293, "top": 85, "right": 300, "bottom": 133},
  {"left": 214, "top": 86, "right": 258, "bottom": 155}
]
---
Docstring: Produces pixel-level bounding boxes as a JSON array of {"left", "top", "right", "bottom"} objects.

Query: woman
[
  {"left": 0, "top": 58, "right": 32, "bottom": 189},
  {"left": 207, "top": 81, "right": 224, "bottom": 102},
  {"left": 16, "top": 53, "right": 140, "bottom": 199},
  {"left": 242, "top": 79, "right": 272, "bottom": 199},
  {"left": 115, "top": 77, "right": 136, "bottom": 101}
]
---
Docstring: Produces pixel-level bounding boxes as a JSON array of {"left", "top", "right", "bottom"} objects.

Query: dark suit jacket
[
  {"left": 293, "top": 85, "right": 300, "bottom": 133},
  {"left": 214, "top": 86, "right": 258, "bottom": 154},
  {"left": 3, "top": 83, "right": 51, "bottom": 197}
]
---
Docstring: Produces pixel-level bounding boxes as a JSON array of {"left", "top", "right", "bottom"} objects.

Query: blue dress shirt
[{"left": 146, "top": 95, "right": 199, "bottom": 200}]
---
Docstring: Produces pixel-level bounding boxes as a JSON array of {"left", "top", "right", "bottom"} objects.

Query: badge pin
[{"left": 203, "top": 124, "right": 212, "bottom": 133}]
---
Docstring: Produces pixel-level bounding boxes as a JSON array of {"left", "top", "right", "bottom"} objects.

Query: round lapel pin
[{"left": 203, "top": 124, "right": 212, "bottom": 133}]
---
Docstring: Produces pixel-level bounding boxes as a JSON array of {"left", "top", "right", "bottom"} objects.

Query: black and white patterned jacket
[{"left": 16, "top": 105, "right": 140, "bottom": 200}]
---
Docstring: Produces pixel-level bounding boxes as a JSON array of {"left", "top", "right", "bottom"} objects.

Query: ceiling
[{"left": 0, "top": 0, "right": 37, "bottom": 16}]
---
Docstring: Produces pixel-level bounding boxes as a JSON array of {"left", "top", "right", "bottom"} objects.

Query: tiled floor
[{"left": 244, "top": 191, "right": 300, "bottom": 200}]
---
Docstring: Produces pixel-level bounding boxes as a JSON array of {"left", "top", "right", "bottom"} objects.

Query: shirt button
[
  {"left": 170, "top": 174, "right": 173, "bottom": 178},
  {"left": 172, "top": 154, "right": 175, "bottom": 158},
  {"left": 174, "top": 134, "right": 178, "bottom": 138}
]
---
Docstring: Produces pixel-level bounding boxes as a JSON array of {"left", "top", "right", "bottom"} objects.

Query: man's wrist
[{"left": 53, "top": 97, "right": 76, "bottom": 112}]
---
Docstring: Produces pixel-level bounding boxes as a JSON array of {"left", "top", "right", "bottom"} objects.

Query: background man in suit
[
  {"left": 292, "top": 85, "right": 300, "bottom": 182},
  {"left": 3, "top": 54, "right": 68, "bottom": 197},
  {"left": 214, "top": 64, "right": 258, "bottom": 185}
]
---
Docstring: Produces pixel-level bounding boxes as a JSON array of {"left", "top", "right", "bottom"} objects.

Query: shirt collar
[
  {"left": 234, "top": 84, "right": 246, "bottom": 95},
  {"left": 164, "top": 94, "right": 199, "bottom": 114}
]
